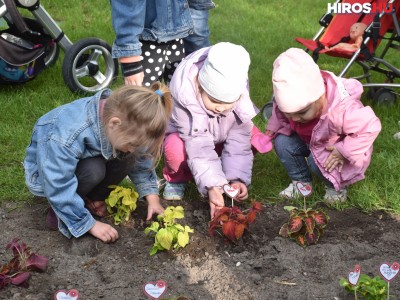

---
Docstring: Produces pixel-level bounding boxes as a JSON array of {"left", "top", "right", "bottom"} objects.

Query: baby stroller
[
  {"left": 0, "top": 0, "right": 118, "bottom": 93},
  {"left": 262, "top": 0, "right": 400, "bottom": 119}
]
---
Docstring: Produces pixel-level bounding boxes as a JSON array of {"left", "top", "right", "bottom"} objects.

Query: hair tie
[{"left": 155, "top": 90, "right": 162, "bottom": 97}]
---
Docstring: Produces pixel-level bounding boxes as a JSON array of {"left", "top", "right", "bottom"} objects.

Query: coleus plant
[
  {"left": 0, "top": 238, "right": 49, "bottom": 289},
  {"left": 144, "top": 206, "right": 194, "bottom": 256},
  {"left": 209, "top": 200, "right": 263, "bottom": 242},
  {"left": 279, "top": 206, "right": 329, "bottom": 246},
  {"left": 279, "top": 182, "right": 329, "bottom": 247},
  {"left": 105, "top": 185, "right": 139, "bottom": 225}
]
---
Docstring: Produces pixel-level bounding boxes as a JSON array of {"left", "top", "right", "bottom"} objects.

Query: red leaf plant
[
  {"left": 0, "top": 238, "right": 49, "bottom": 289},
  {"left": 279, "top": 206, "right": 329, "bottom": 247},
  {"left": 209, "top": 201, "right": 263, "bottom": 242}
]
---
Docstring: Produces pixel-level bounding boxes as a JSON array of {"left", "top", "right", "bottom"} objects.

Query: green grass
[{"left": 1, "top": 0, "right": 400, "bottom": 214}]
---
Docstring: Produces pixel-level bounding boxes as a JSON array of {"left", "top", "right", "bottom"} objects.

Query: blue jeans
[
  {"left": 274, "top": 133, "right": 333, "bottom": 187},
  {"left": 184, "top": 8, "right": 210, "bottom": 55}
]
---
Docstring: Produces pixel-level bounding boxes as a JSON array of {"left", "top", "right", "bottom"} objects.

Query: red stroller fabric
[{"left": 296, "top": 0, "right": 400, "bottom": 59}]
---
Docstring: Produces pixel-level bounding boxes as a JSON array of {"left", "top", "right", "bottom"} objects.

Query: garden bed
[{"left": 0, "top": 197, "right": 399, "bottom": 299}]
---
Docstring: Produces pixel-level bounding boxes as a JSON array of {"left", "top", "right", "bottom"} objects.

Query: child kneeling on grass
[
  {"left": 23, "top": 82, "right": 172, "bottom": 243},
  {"left": 266, "top": 48, "right": 381, "bottom": 203},
  {"left": 162, "top": 42, "right": 273, "bottom": 218}
]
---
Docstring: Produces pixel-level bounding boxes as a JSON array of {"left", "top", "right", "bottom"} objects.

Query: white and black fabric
[{"left": 140, "top": 38, "right": 185, "bottom": 87}]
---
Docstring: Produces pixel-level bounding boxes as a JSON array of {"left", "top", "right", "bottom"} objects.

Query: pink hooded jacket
[
  {"left": 267, "top": 71, "right": 381, "bottom": 190},
  {"left": 167, "top": 47, "right": 258, "bottom": 195}
]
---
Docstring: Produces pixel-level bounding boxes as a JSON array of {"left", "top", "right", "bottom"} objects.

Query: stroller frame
[
  {"left": 299, "top": 0, "right": 400, "bottom": 103},
  {"left": 0, "top": 0, "right": 118, "bottom": 93}
]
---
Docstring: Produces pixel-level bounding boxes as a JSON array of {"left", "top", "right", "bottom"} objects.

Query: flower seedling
[
  {"left": 279, "top": 182, "right": 329, "bottom": 247},
  {"left": 105, "top": 185, "right": 139, "bottom": 225},
  {"left": 340, "top": 274, "right": 388, "bottom": 300},
  {"left": 209, "top": 188, "right": 263, "bottom": 242},
  {"left": 145, "top": 206, "right": 194, "bottom": 256},
  {"left": 0, "top": 238, "right": 48, "bottom": 289}
]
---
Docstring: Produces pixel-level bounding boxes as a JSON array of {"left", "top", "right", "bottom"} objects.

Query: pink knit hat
[{"left": 272, "top": 48, "right": 325, "bottom": 113}]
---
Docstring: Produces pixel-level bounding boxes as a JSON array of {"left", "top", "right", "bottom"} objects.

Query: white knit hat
[
  {"left": 272, "top": 48, "right": 325, "bottom": 113},
  {"left": 198, "top": 42, "right": 250, "bottom": 103}
]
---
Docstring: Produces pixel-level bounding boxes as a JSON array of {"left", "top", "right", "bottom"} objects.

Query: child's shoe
[
  {"left": 163, "top": 182, "right": 186, "bottom": 200},
  {"left": 46, "top": 207, "right": 58, "bottom": 231},
  {"left": 279, "top": 181, "right": 312, "bottom": 200},
  {"left": 323, "top": 186, "right": 347, "bottom": 203}
]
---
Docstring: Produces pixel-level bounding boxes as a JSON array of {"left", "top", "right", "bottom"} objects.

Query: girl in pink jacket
[
  {"left": 266, "top": 48, "right": 381, "bottom": 203},
  {"left": 162, "top": 42, "right": 272, "bottom": 217}
]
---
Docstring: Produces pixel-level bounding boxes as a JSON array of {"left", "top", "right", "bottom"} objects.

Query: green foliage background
[{"left": 1, "top": 0, "right": 399, "bottom": 214}]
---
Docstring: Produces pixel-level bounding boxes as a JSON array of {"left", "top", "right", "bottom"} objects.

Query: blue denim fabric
[
  {"left": 188, "top": 0, "right": 215, "bottom": 10},
  {"left": 274, "top": 133, "right": 333, "bottom": 186},
  {"left": 184, "top": 8, "right": 211, "bottom": 55},
  {"left": 23, "top": 90, "right": 158, "bottom": 238},
  {"left": 111, "top": 0, "right": 200, "bottom": 58}
]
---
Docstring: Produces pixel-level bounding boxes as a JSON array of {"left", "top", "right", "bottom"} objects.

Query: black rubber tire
[
  {"left": 44, "top": 43, "right": 60, "bottom": 67},
  {"left": 373, "top": 88, "right": 397, "bottom": 105},
  {"left": 261, "top": 95, "right": 275, "bottom": 121},
  {"left": 62, "top": 38, "right": 118, "bottom": 94}
]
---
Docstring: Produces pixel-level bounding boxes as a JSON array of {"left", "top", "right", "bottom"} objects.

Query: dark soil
[{"left": 1, "top": 197, "right": 399, "bottom": 300}]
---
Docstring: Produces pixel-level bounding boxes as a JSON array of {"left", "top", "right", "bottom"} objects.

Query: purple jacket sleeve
[
  {"left": 221, "top": 118, "right": 254, "bottom": 185},
  {"left": 172, "top": 102, "right": 228, "bottom": 196}
]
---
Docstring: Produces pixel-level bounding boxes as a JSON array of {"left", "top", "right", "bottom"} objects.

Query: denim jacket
[
  {"left": 111, "top": 0, "right": 214, "bottom": 58},
  {"left": 23, "top": 90, "right": 159, "bottom": 238}
]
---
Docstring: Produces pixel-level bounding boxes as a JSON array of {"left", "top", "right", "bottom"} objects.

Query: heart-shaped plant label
[
  {"left": 143, "top": 280, "right": 167, "bottom": 299},
  {"left": 295, "top": 182, "right": 312, "bottom": 197},
  {"left": 348, "top": 265, "right": 361, "bottom": 286},
  {"left": 54, "top": 289, "right": 80, "bottom": 300},
  {"left": 379, "top": 262, "right": 400, "bottom": 282},
  {"left": 223, "top": 184, "right": 239, "bottom": 198}
]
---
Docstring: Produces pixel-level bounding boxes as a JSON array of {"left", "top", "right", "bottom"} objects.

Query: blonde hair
[{"left": 102, "top": 82, "right": 173, "bottom": 163}]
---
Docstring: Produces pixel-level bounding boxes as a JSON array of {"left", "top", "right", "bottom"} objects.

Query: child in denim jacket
[{"left": 24, "top": 82, "right": 172, "bottom": 243}]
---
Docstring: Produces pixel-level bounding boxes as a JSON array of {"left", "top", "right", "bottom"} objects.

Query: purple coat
[
  {"left": 168, "top": 47, "right": 258, "bottom": 195},
  {"left": 267, "top": 71, "right": 381, "bottom": 190}
]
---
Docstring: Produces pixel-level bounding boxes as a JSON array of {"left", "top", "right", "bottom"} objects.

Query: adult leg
[
  {"left": 163, "top": 39, "right": 185, "bottom": 85},
  {"left": 184, "top": 8, "right": 210, "bottom": 55},
  {"left": 140, "top": 40, "right": 169, "bottom": 87}
]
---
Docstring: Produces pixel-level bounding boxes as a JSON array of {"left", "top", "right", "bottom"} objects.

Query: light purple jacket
[
  {"left": 168, "top": 47, "right": 258, "bottom": 195},
  {"left": 267, "top": 71, "right": 381, "bottom": 190}
]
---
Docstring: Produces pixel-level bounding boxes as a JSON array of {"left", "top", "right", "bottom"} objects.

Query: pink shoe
[{"left": 251, "top": 126, "right": 273, "bottom": 154}]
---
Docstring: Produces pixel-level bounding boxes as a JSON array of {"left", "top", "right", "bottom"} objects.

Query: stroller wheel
[
  {"left": 44, "top": 43, "right": 60, "bottom": 67},
  {"left": 373, "top": 88, "right": 397, "bottom": 105},
  {"left": 261, "top": 95, "right": 275, "bottom": 121},
  {"left": 62, "top": 38, "right": 118, "bottom": 94}
]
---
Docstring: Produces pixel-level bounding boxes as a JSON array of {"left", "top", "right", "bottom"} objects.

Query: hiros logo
[{"left": 327, "top": 2, "right": 393, "bottom": 14}]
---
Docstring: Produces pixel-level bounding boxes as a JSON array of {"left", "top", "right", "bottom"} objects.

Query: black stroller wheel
[
  {"left": 373, "top": 88, "right": 398, "bottom": 105},
  {"left": 44, "top": 43, "right": 60, "bottom": 67},
  {"left": 62, "top": 38, "right": 118, "bottom": 94},
  {"left": 261, "top": 95, "right": 275, "bottom": 121}
]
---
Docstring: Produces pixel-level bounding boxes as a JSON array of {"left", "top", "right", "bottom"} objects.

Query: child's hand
[
  {"left": 265, "top": 130, "right": 275, "bottom": 136},
  {"left": 230, "top": 181, "right": 248, "bottom": 201},
  {"left": 208, "top": 187, "right": 225, "bottom": 219},
  {"left": 324, "top": 145, "right": 345, "bottom": 172},
  {"left": 145, "top": 194, "right": 164, "bottom": 221},
  {"left": 88, "top": 221, "right": 119, "bottom": 243}
]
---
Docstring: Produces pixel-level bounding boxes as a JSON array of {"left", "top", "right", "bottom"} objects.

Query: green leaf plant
[
  {"left": 339, "top": 274, "right": 389, "bottom": 300},
  {"left": 105, "top": 185, "right": 139, "bottom": 225},
  {"left": 279, "top": 183, "right": 329, "bottom": 247},
  {"left": 144, "top": 206, "right": 194, "bottom": 256}
]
